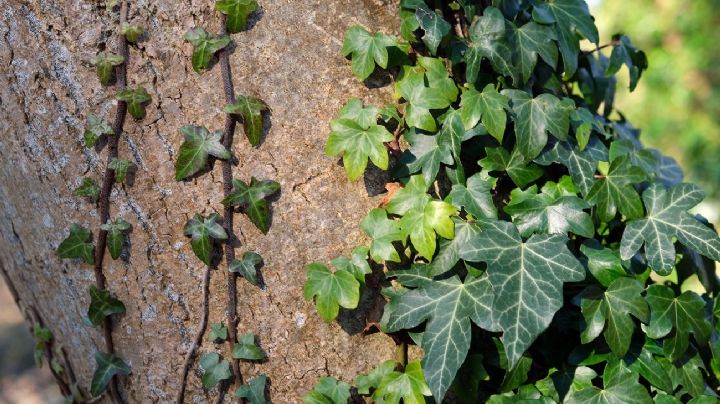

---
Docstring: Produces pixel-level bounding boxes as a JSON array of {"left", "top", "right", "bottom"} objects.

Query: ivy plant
[
  {"left": 184, "top": 28, "right": 231, "bottom": 74},
  {"left": 90, "top": 53, "right": 124, "bottom": 86},
  {"left": 115, "top": 86, "right": 151, "bottom": 120},
  {"left": 222, "top": 177, "right": 280, "bottom": 234},
  {"left": 305, "top": 1, "right": 720, "bottom": 403}
]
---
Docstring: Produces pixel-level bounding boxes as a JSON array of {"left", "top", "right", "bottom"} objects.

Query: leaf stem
[
  {"left": 395, "top": 342, "right": 408, "bottom": 371},
  {"left": 582, "top": 40, "right": 620, "bottom": 56}
]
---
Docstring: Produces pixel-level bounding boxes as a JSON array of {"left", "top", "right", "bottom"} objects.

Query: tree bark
[{"left": 0, "top": 0, "right": 400, "bottom": 401}]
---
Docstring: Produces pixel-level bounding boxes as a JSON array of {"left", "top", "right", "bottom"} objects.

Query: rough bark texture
[{"left": 0, "top": 0, "right": 401, "bottom": 401}]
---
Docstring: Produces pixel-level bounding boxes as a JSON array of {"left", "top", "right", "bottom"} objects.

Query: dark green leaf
[
  {"left": 341, "top": 26, "right": 397, "bottom": 80},
  {"left": 623, "top": 344, "right": 673, "bottom": 394},
  {"left": 184, "top": 28, "right": 231, "bottom": 74},
  {"left": 566, "top": 365, "right": 651, "bottom": 403},
  {"left": 221, "top": 177, "right": 280, "bottom": 234},
  {"left": 512, "top": 21, "right": 558, "bottom": 84},
  {"left": 586, "top": 155, "right": 647, "bottom": 223},
  {"left": 448, "top": 172, "right": 497, "bottom": 220},
  {"left": 535, "top": 137, "right": 609, "bottom": 196},
  {"left": 56, "top": 224, "right": 94, "bottom": 264},
  {"left": 90, "top": 352, "right": 130, "bottom": 396},
  {"left": 183, "top": 213, "right": 228, "bottom": 265},
  {"left": 115, "top": 86, "right": 150, "bottom": 120},
  {"left": 229, "top": 251, "right": 263, "bottom": 286},
  {"left": 606, "top": 34, "right": 647, "bottom": 91},
  {"left": 580, "top": 241, "right": 627, "bottom": 287},
  {"left": 224, "top": 95, "right": 269, "bottom": 146},
  {"left": 83, "top": 114, "right": 113, "bottom": 148},
  {"left": 199, "top": 352, "right": 232, "bottom": 388},
  {"left": 459, "top": 83, "right": 509, "bottom": 142},
  {"left": 232, "top": 333, "right": 265, "bottom": 360},
  {"left": 662, "top": 352, "right": 706, "bottom": 399},
  {"left": 87, "top": 286, "right": 125, "bottom": 326},
  {"left": 465, "top": 7, "right": 516, "bottom": 84},
  {"left": 89, "top": 53, "right": 124, "bottom": 86},
  {"left": 415, "top": 5, "right": 451, "bottom": 55},
  {"left": 215, "top": 0, "right": 258, "bottom": 33},
  {"left": 234, "top": 374, "right": 268, "bottom": 403},
  {"left": 72, "top": 177, "right": 101, "bottom": 202},
  {"left": 303, "top": 263, "right": 360, "bottom": 322},
  {"left": 174, "top": 125, "right": 231, "bottom": 181},
  {"left": 99, "top": 218, "right": 131, "bottom": 260},
  {"left": 479, "top": 146, "right": 543, "bottom": 188}
]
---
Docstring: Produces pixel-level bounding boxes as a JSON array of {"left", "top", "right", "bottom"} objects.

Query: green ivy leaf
[
  {"left": 183, "top": 213, "right": 228, "bottom": 265},
  {"left": 229, "top": 251, "right": 263, "bottom": 286},
  {"left": 341, "top": 26, "right": 397, "bottom": 80},
  {"left": 222, "top": 177, "right": 280, "bottom": 234},
  {"left": 84, "top": 114, "right": 114, "bottom": 148},
  {"left": 512, "top": 21, "right": 558, "bottom": 84},
  {"left": 120, "top": 22, "right": 143, "bottom": 44},
  {"left": 72, "top": 177, "right": 101, "bottom": 202},
  {"left": 99, "top": 218, "right": 131, "bottom": 260},
  {"left": 224, "top": 95, "right": 269, "bottom": 146},
  {"left": 566, "top": 364, "right": 651, "bottom": 404},
  {"left": 303, "top": 263, "right": 360, "bottom": 322},
  {"left": 586, "top": 155, "right": 647, "bottom": 223},
  {"left": 395, "top": 57, "right": 457, "bottom": 132},
  {"left": 303, "top": 377, "right": 351, "bottom": 404},
  {"left": 200, "top": 352, "right": 232, "bottom": 389},
  {"left": 108, "top": 158, "right": 135, "bottom": 184},
  {"left": 209, "top": 323, "right": 228, "bottom": 342},
  {"left": 174, "top": 125, "right": 231, "bottom": 181},
  {"left": 361, "top": 208, "right": 404, "bottom": 263},
  {"left": 459, "top": 220, "right": 585, "bottom": 367},
  {"left": 426, "top": 218, "right": 483, "bottom": 277},
  {"left": 662, "top": 351, "right": 706, "bottom": 399},
  {"left": 355, "top": 360, "right": 398, "bottom": 395},
  {"left": 90, "top": 352, "right": 130, "bottom": 397},
  {"left": 373, "top": 360, "right": 433, "bottom": 403},
  {"left": 184, "top": 28, "right": 231, "bottom": 74},
  {"left": 232, "top": 333, "right": 265, "bottom": 360},
  {"left": 459, "top": 84, "right": 509, "bottom": 142},
  {"left": 398, "top": 128, "right": 453, "bottom": 186},
  {"left": 535, "top": 137, "right": 609, "bottom": 196},
  {"left": 607, "top": 34, "right": 647, "bottom": 91},
  {"left": 87, "top": 286, "right": 125, "bottom": 326},
  {"left": 115, "top": 86, "right": 151, "bottom": 120},
  {"left": 623, "top": 344, "right": 673, "bottom": 394},
  {"left": 465, "top": 7, "right": 517, "bottom": 84},
  {"left": 57, "top": 224, "right": 94, "bottom": 264},
  {"left": 340, "top": 98, "right": 381, "bottom": 128},
  {"left": 331, "top": 246, "right": 371, "bottom": 283},
  {"left": 580, "top": 241, "right": 627, "bottom": 287},
  {"left": 399, "top": 1, "right": 423, "bottom": 41},
  {"left": 234, "top": 374, "right": 268, "bottom": 403},
  {"left": 89, "top": 53, "right": 124, "bottom": 86},
  {"left": 479, "top": 146, "right": 543, "bottom": 188},
  {"left": 448, "top": 172, "right": 497, "bottom": 220},
  {"left": 215, "top": 0, "right": 258, "bottom": 33},
  {"left": 415, "top": 5, "right": 451, "bottom": 55},
  {"left": 325, "top": 117, "right": 393, "bottom": 181}
]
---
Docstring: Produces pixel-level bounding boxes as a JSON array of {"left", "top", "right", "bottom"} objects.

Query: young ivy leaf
[
  {"left": 108, "top": 158, "right": 136, "bottom": 184},
  {"left": 72, "top": 177, "right": 101, "bottom": 202},
  {"left": 215, "top": 0, "right": 258, "bottom": 33},
  {"left": 465, "top": 7, "right": 517, "bottom": 84},
  {"left": 199, "top": 352, "right": 232, "bottom": 389},
  {"left": 397, "top": 127, "right": 453, "bottom": 186},
  {"left": 606, "top": 34, "right": 647, "bottom": 92},
  {"left": 89, "top": 53, "right": 124, "bottom": 86},
  {"left": 183, "top": 213, "right": 228, "bottom": 265},
  {"left": 303, "top": 263, "right": 360, "bottom": 322},
  {"left": 580, "top": 241, "right": 627, "bottom": 287},
  {"left": 395, "top": 57, "right": 457, "bottom": 132},
  {"left": 222, "top": 178, "right": 280, "bottom": 234},
  {"left": 57, "top": 224, "right": 95, "bottom": 264},
  {"left": 511, "top": 21, "right": 558, "bottom": 84},
  {"left": 355, "top": 360, "right": 398, "bottom": 395},
  {"left": 209, "top": 323, "right": 228, "bottom": 342},
  {"left": 372, "top": 360, "right": 433, "bottom": 403},
  {"left": 84, "top": 114, "right": 114, "bottom": 148},
  {"left": 415, "top": 4, "right": 451, "bottom": 55},
  {"left": 341, "top": 25, "right": 397, "bottom": 81},
  {"left": 90, "top": 352, "right": 130, "bottom": 397},
  {"left": 223, "top": 95, "right": 269, "bottom": 146},
  {"left": 479, "top": 146, "right": 543, "bottom": 188},
  {"left": 459, "top": 83, "right": 509, "bottom": 142},
  {"left": 398, "top": 0, "right": 422, "bottom": 42},
  {"left": 229, "top": 251, "right": 263, "bottom": 287},
  {"left": 331, "top": 246, "right": 371, "bottom": 283},
  {"left": 87, "top": 286, "right": 126, "bottom": 326},
  {"left": 620, "top": 183, "right": 720, "bottom": 274},
  {"left": 585, "top": 155, "right": 647, "bottom": 223},
  {"left": 232, "top": 333, "right": 265, "bottom": 360},
  {"left": 448, "top": 172, "right": 498, "bottom": 221},
  {"left": 361, "top": 208, "right": 404, "bottom": 263},
  {"left": 115, "top": 86, "right": 151, "bottom": 120},
  {"left": 184, "top": 28, "right": 231, "bottom": 74},
  {"left": 120, "top": 22, "right": 144, "bottom": 44},
  {"left": 234, "top": 374, "right": 268, "bottom": 403},
  {"left": 303, "top": 377, "right": 352, "bottom": 404},
  {"left": 99, "top": 218, "right": 131, "bottom": 260},
  {"left": 174, "top": 125, "right": 231, "bottom": 181},
  {"left": 325, "top": 115, "right": 393, "bottom": 181},
  {"left": 535, "top": 137, "right": 609, "bottom": 196}
]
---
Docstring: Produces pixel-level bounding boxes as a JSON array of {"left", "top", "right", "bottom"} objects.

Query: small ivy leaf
[
  {"left": 184, "top": 28, "right": 231, "bottom": 74},
  {"left": 385, "top": 175, "right": 431, "bottom": 216},
  {"left": 229, "top": 251, "right": 263, "bottom": 287},
  {"left": 397, "top": 127, "right": 453, "bottom": 186},
  {"left": 108, "top": 158, "right": 136, "bottom": 184},
  {"left": 331, "top": 246, "right": 371, "bottom": 283},
  {"left": 234, "top": 374, "right": 268, "bottom": 403},
  {"left": 89, "top": 52, "right": 124, "bottom": 86},
  {"left": 99, "top": 218, "right": 131, "bottom": 260},
  {"left": 84, "top": 114, "right": 114, "bottom": 148},
  {"left": 115, "top": 86, "right": 151, "bottom": 120},
  {"left": 303, "top": 377, "right": 352, "bottom": 404},
  {"left": 609, "top": 139, "right": 657, "bottom": 179},
  {"left": 340, "top": 98, "right": 381, "bottom": 128},
  {"left": 586, "top": 155, "right": 647, "bottom": 223},
  {"left": 87, "top": 286, "right": 126, "bottom": 326},
  {"left": 355, "top": 360, "right": 398, "bottom": 395},
  {"left": 209, "top": 323, "right": 228, "bottom": 342},
  {"left": 199, "top": 352, "right": 232, "bottom": 389},
  {"left": 645, "top": 285, "right": 712, "bottom": 361},
  {"left": 303, "top": 263, "right": 360, "bottom": 322},
  {"left": 426, "top": 218, "right": 482, "bottom": 277},
  {"left": 33, "top": 324, "right": 52, "bottom": 367},
  {"left": 512, "top": 21, "right": 558, "bottom": 84},
  {"left": 325, "top": 117, "right": 393, "bottom": 181},
  {"left": 415, "top": 4, "right": 451, "bottom": 55},
  {"left": 341, "top": 26, "right": 398, "bottom": 81},
  {"left": 535, "top": 137, "right": 609, "bottom": 196},
  {"left": 120, "top": 22, "right": 144, "bottom": 44},
  {"left": 580, "top": 241, "right": 627, "bottom": 287},
  {"left": 90, "top": 352, "right": 130, "bottom": 397},
  {"left": 57, "top": 224, "right": 95, "bottom": 264},
  {"left": 222, "top": 177, "right": 280, "bottom": 234},
  {"left": 459, "top": 83, "right": 509, "bottom": 142},
  {"left": 479, "top": 146, "right": 543, "bottom": 188},
  {"left": 576, "top": 278, "right": 649, "bottom": 357},
  {"left": 215, "top": 0, "right": 258, "bottom": 33},
  {"left": 174, "top": 125, "right": 231, "bottom": 181},
  {"left": 361, "top": 208, "right": 404, "bottom": 263},
  {"left": 373, "top": 360, "right": 433, "bottom": 403},
  {"left": 662, "top": 351, "right": 706, "bottom": 399},
  {"left": 566, "top": 364, "right": 651, "bottom": 403},
  {"left": 620, "top": 183, "right": 720, "bottom": 274},
  {"left": 72, "top": 177, "right": 101, "bottom": 202},
  {"left": 183, "top": 213, "right": 228, "bottom": 265},
  {"left": 399, "top": 7, "right": 420, "bottom": 43},
  {"left": 606, "top": 34, "right": 647, "bottom": 91},
  {"left": 534, "top": 366, "right": 597, "bottom": 402},
  {"left": 570, "top": 108, "right": 597, "bottom": 151},
  {"left": 232, "top": 333, "right": 265, "bottom": 360},
  {"left": 224, "top": 95, "right": 269, "bottom": 146},
  {"left": 448, "top": 172, "right": 497, "bottom": 220},
  {"left": 623, "top": 344, "right": 673, "bottom": 394},
  {"left": 500, "top": 356, "right": 533, "bottom": 392},
  {"left": 395, "top": 57, "right": 458, "bottom": 132},
  {"left": 465, "top": 7, "right": 517, "bottom": 84}
]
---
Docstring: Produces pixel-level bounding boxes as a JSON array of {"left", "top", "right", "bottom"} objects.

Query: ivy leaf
[
  {"left": 209, "top": 323, "right": 228, "bottom": 342},
  {"left": 620, "top": 183, "right": 720, "bottom": 274},
  {"left": 465, "top": 7, "right": 516, "bottom": 84},
  {"left": 303, "top": 377, "right": 352, "bottom": 404},
  {"left": 423, "top": 218, "right": 482, "bottom": 277},
  {"left": 577, "top": 278, "right": 649, "bottom": 357},
  {"left": 415, "top": 5, "right": 451, "bottom": 55},
  {"left": 459, "top": 220, "right": 585, "bottom": 367},
  {"left": 87, "top": 286, "right": 126, "bottom": 326},
  {"left": 200, "top": 352, "right": 232, "bottom": 388},
  {"left": 90, "top": 352, "right": 130, "bottom": 397},
  {"left": 222, "top": 177, "right": 280, "bottom": 234},
  {"left": 355, "top": 360, "right": 398, "bottom": 395},
  {"left": 325, "top": 118, "right": 393, "bottom": 181},
  {"left": 303, "top": 263, "right": 360, "bottom": 322},
  {"left": 448, "top": 172, "right": 497, "bottom": 220},
  {"left": 108, "top": 158, "right": 135, "bottom": 184},
  {"left": 503, "top": 90, "right": 573, "bottom": 159},
  {"left": 567, "top": 365, "right": 651, "bottom": 403},
  {"left": 399, "top": 1, "right": 423, "bottom": 41},
  {"left": 115, "top": 86, "right": 151, "bottom": 120},
  {"left": 586, "top": 155, "right": 647, "bottom": 223},
  {"left": 174, "top": 125, "right": 231, "bottom": 181},
  {"left": 215, "top": 0, "right": 258, "bottom": 33},
  {"left": 361, "top": 208, "right": 404, "bottom": 263},
  {"left": 89, "top": 53, "right": 124, "bottom": 86},
  {"left": 662, "top": 352, "right": 706, "bottom": 399},
  {"left": 120, "top": 22, "right": 143, "bottom": 43},
  {"left": 645, "top": 285, "right": 712, "bottom": 360},
  {"left": 395, "top": 57, "right": 457, "bottom": 132},
  {"left": 531, "top": 0, "right": 599, "bottom": 77},
  {"left": 459, "top": 84, "right": 509, "bottom": 142},
  {"left": 397, "top": 128, "right": 453, "bottom": 186},
  {"left": 72, "top": 177, "right": 101, "bottom": 202},
  {"left": 399, "top": 200, "right": 457, "bottom": 260},
  {"left": 183, "top": 213, "right": 228, "bottom": 265},
  {"left": 373, "top": 360, "right": 432, "bottom": 403},
  {"left": 338, "top": 98, "right": 380, "bottom": 129},
  {"left": 479, "top": 146, "right": 543, "bottom": 188},
  {"left": 232, "top": 333, "right": 265, "bottom": 360},
  {"left": 580, "top": 241, "right": 627, "bottom": 287},
  {"left": 331, "top": 246, "right": 371, "bottom": 283},
  {"left": 381, "top": 275, "right": 496, "bottom": 401},
  {"left": 606, "top": 34, "right": 647, "bottom": 91},
  {"left": 57, "top": 224, "right": 95, "bottom": 264},
  {"left": 234, "top": 374, "right": 268, "bottom": 403},
  {"left": 84, "top": 114, "right": 114, "bottom": 148},
  {"left": 512, "top": 21, "right": 558, "bottom": 84},
  {"left": 623, "top": 344, "right": 673, "bottom": 394},
  {"left": 184, "top": 28, "right": 231, "bottom": 74},
  {"left": 99, "top": 218, "right": 131, "bottom": 260},
  {"left": 229, "top": 251, "right": 263, "bottom": 287},
  {"left": 504, "top": 176, "right": 594, "bottom": 238},
  {"left": 535, "top": 137, "right": 609, "bottom": 196},
  {"left": 341, "top": 26, "right": 397, "bottom": 80},
  {"left": 224, "top": 95, "right": 269, "bottom": 146}
]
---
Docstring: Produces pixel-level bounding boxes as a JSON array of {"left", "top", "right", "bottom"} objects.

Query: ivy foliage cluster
[{"left": 305, "top": 0, "right": 720, "bottom": 403}]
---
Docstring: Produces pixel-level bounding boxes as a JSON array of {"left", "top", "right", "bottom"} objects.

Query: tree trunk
[{"left": 0, "top": 0, "right": 399, "bottom": 401}]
